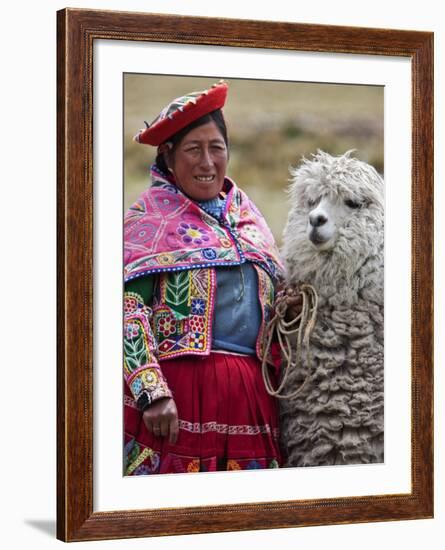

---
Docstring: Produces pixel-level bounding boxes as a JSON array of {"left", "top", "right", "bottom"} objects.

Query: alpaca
[{"left": 279, "top": 150, "right": 384, "bottom": 467}]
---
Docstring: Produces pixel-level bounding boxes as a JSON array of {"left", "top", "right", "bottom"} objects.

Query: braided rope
[{"left": 261, "top": 284, "right": 318, "bottom": 400}]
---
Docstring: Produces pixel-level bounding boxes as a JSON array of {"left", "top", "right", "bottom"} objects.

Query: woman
[{"left": 123, "top": 81, "right": 294, "bottom": 475}]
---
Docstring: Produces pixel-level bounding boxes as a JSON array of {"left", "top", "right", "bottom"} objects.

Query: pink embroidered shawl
[{"left": 124, "top": 166, "right": 284, "bottom": 283}]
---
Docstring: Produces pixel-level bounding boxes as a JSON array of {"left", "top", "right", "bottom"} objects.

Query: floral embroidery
[
  {"left": 190, "top": 332, "right": 205, "bottom": 350},
  {"left": 157, "top": 313, "right": 177, "bottom": 337},
  {"left": 124, "top": 318, "right": 149, "bottom": 374},
  {"left": 152, "top": 269, "right": 214, "bottom": 359},
  {"left": 140, "top": 368, "right": 161, "bottom": 389},
  {"left": 124, "top": 166, "right": 284, "bottom": 282},
  {"left": 123, "top": 436, "right": 280, "bottom": 475},
  {"left": 125, "top": 265, "right": 276, "bottom": 386},
  {"left": 124, "top": 292, "right": 172, "bottom": 403},
  {"left": 201, "top": 247, "right": 217, "bottom": 260},
  {"left": 162, "top": 272, "right": 190, "bottom": 317},
  {"left": 219, "top": 237, "right": 232, "bottom": 248},
  {"left": 189, "top": 315, "right": 205, "bottom": 333},
  {"left": 154, "top": 193, "right": 181, "bottom": 213},
  {"left": 128, "top": 368, "right": 171, "bottom": 403},
  {"left": 125, "top": 321, "right": 140, "bottom": 340},
  {"left": 124, "top": 295, "right": 139, "bottom": 315},
  {"left": 191, "top": 298, "right": 205, "bottom": 316},
  {"left": 158, "top": 253, "right": 175, "bottom": 265},
  {"left": 129, "top": 223, "right": 156, "bottom": 244},
  {"left": 177, "top": 222, "right": 210, "bottom": 245}
]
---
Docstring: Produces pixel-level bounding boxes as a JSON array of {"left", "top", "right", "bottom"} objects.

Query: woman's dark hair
[{"left": 155, "top": 109, "right": 228, "bottom": 174}]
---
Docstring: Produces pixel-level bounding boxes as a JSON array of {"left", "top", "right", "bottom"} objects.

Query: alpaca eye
[
  {"left": 307, "top": 197, "right": 319, "bottom": 208},
  {"left": 344, "top": 199, "right": 361, "bottom": 209}
]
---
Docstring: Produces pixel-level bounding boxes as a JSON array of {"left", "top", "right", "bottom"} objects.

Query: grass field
[{"left": 124, "top": 75, "right": 383, "bottom": 245}]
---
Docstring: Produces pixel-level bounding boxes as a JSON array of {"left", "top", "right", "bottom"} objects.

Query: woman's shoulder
[{"left": 124, "top": 181, "right": 182, "bottom": 227}]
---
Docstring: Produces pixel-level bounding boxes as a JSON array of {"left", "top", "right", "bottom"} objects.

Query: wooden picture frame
[{"left": 57, "top": 8, "right": 434, "bottom": 542}]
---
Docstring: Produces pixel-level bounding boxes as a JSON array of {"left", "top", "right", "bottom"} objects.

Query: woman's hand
[
  {"left": 283, "top": 285, "right": 303, "bottom": 322},
  {"left": 142, "top": 397, "right": 179, "bottom": 445}
]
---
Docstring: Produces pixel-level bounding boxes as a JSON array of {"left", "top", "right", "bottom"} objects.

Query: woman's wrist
[{"left": 137, "top": 391, "right": 172, "bottom": 411}]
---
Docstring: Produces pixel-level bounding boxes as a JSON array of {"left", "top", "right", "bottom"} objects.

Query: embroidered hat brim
[{"left": 134, "top": 81, "right": 228, "bottom": 146}]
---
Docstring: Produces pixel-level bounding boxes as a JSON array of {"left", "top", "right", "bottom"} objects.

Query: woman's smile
[{"left": 194, "top": 175, "right": 216, "bottom": 182}]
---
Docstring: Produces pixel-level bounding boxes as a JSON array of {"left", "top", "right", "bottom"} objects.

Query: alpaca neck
[{"left": 288, "top": 248, "right": 382, "bottom": 307}]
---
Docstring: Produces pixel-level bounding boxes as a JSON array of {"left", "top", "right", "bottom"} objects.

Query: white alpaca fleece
[{"left": 280, "top": 150, "right": 384, "bottom": 466}]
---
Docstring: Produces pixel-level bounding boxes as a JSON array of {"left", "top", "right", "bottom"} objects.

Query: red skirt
[{"left": 124, "top": 352, "right": 282, "bottom": 475}]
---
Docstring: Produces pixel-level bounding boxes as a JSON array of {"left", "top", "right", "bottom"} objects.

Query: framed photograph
[{"left": 57, "top": 8, "right": 433, "bottom": 542}]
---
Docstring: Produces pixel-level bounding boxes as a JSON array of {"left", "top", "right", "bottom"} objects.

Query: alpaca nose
[{"left": 309, "top": 212, "right": 328, "bottom": 227}]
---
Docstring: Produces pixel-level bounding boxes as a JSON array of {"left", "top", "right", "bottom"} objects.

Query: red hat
[{"left": 133, "top": 81, "right": 228, "bottom": 146}]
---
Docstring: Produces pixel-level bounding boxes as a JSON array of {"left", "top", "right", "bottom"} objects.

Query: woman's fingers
[
  {"left": 169, "top": 414, "right": 179, "bottom": 445},
  {"left": 142, "top": 397, "right": 179, "bottom": 443},
  {"left": 160, "top": 417, "right": 169, "bottom": 438},
  {"left": 144, "top": 419, "right": 154, "bottom": 434},
  {"left": 285, "top": 294, "right": 303, "bottom": 320}
]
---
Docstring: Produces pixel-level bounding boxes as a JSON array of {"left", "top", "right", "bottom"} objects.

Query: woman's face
[{"left": 167, "top": 121, "right": 228, "bottom": 202}]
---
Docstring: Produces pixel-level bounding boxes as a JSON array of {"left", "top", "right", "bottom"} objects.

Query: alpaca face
[
  {"left": 307, "top": 194, "right": 362, "bottom": 251},
  {"left": 282, "top": 151, "right": 384, "bottom": 286}
]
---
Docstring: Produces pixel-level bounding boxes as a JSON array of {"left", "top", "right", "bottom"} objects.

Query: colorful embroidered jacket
[{"left": 123, "top": 166, "right": 284, "bottom": 408}]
